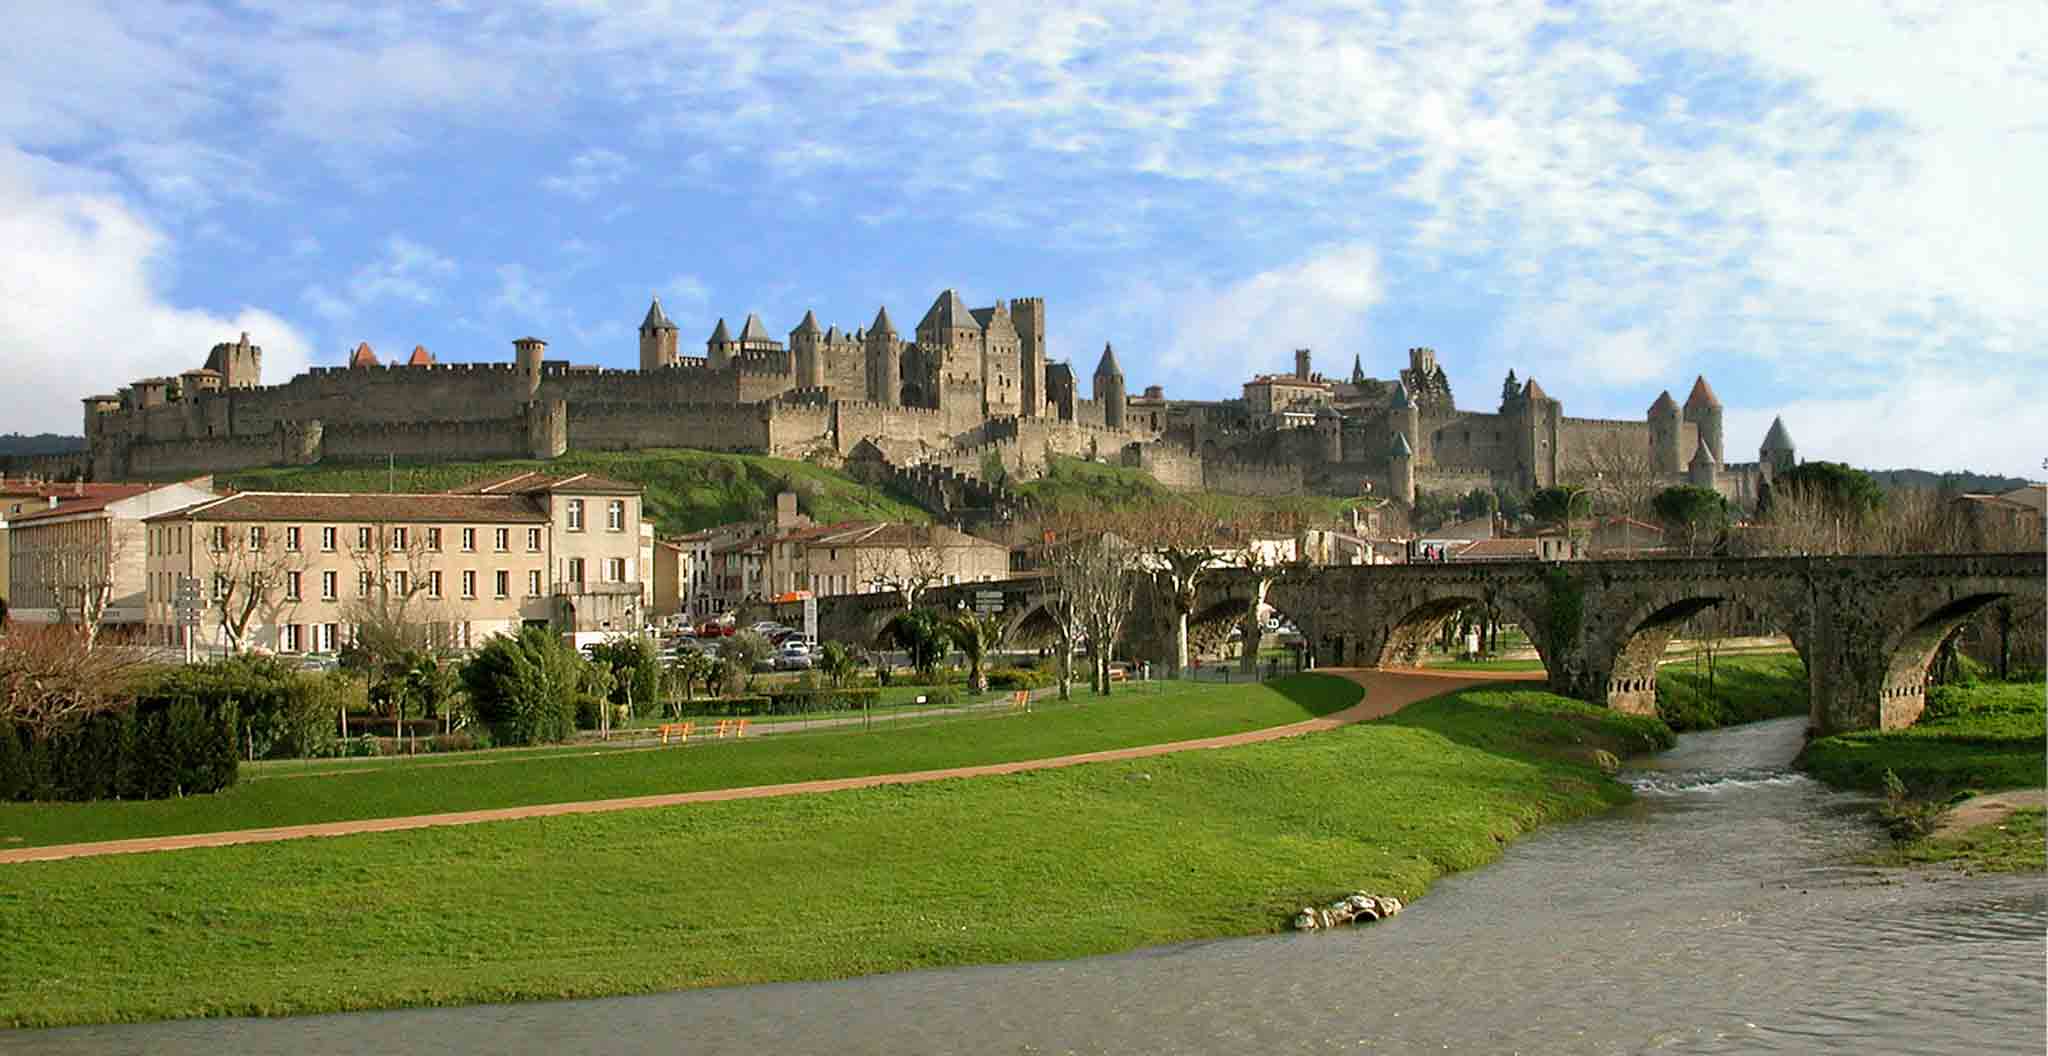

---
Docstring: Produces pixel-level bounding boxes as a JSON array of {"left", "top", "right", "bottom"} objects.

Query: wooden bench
[
  {"left": 715, "top": 718, "right": 750, "bottom": 739},
  {"left": 1008, "top": 690, "right": 1030, "bottom": 712},
  {"left": 657, "top": 721, "right": 694, "bottom": 745}
]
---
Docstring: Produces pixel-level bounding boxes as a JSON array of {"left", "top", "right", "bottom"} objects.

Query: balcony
[{"left": 551, "top": 580, "right": 644, "bottom": 598}]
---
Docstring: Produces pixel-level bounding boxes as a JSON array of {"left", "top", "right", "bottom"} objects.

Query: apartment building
[
  {"left": 142, "top": 473, "right": 647, "bottom": 654},
  {"left": 5, "top": 477, "right": 219, "bottom": 636}
]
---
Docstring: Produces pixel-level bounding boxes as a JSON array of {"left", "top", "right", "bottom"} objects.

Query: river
[{"left": 15, "top": 717, "right": 2044, "bottom": 1054}]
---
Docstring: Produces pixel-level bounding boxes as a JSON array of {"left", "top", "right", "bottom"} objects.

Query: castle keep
[{"left": 69, "top": 292, "right": 1795, "bottom": 510}]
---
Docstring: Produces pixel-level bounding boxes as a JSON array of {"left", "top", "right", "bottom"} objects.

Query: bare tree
[
  {"left": 1567, "top": 432, "right": 1663, "bottom": 524},
  {"left": 1136, "top": 508, "right": 1227, "bottom": 678},
  {"left": 1064, "top": 529, "right": 1138, "bottom": 695},
  {"left": 342, "top": 523, "right": 446, "bottom": 657},
  {"left": 29, "top": 524, "right": 128, "bottom": 651},
  {"left": 1227, "top": 514, "right": 1302, "bottom": 676},
  {"left": 0, "top": 624, "right": 144, "bottom": 740},
  {"left": 855, "top": 526, "right": 950, "bottom": 610},
  {"left": 205, "top": 524, "right": 305, "bottom": 653}
]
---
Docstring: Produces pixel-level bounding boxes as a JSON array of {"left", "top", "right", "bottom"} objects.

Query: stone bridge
[{"left": 778, "top": 552, "right": 2046, "bottom": 735}]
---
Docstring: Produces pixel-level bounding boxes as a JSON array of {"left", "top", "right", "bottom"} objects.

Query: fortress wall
[
  {"left": 832, "top": 401, "right": 953, "bottom": 454},
  {"left": 320, "top": 417, "right": 529, "bottom": 462},
  {"left": 765, "top": 403, "right": 834, "bottom": 459},
  {"left": 554, "top": 368, "right": 738, "bottom": 405},
  {"left": 1125, "top": 442, "right": 1203, "bottom": 491},
  {"left": 1202, "top": 458, "right": 1305, "bottom": 497},
  {"left": 567, "top": 401, "right": 769, "bottom": 453},
  {"left": 1557, "top": 417, "right": 1653, "bottom": 470},
  {"left": 124, "top": 433, "right": 281, "bottom": 477},
  {"left": 1415, "top": 467, "right": 1497, "bottom": 497},
  {"left": 241, "top": 367, "right": 530, "bottom": 437},
  {"left": 735, "top": 367, "right": 797, "bottom": 404},
  {"left": 1425, "top": 410, "right": 1517, "bottom": 473},
  {"left": 928, "top": 437, "right": 1043, "bottom": 483},
  {"left": 823, "top": 349, "right": 866, "bottom": 395}
]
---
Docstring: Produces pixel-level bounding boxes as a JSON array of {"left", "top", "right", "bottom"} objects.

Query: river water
[{"left": 17, "top": 718, "right": 2045, "bottom": 1054}]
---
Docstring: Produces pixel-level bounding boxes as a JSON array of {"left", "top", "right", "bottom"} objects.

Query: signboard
[
  {"left": 174, "top": 575, "right": 204, "bottom": 627},
  {"left": 973, "top": 589, "right": 1004, "bottom": 614},
  {"left": 802, "top": 593, "right": 818, "bottom": 644}
]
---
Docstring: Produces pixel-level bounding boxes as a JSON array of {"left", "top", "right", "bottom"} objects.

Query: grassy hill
[
  {"left": 1014, "top": 456, "right": 1374, "bottom": 522},
  {"left": 221, "top": 449, "right": 929, "bottom": 536}
]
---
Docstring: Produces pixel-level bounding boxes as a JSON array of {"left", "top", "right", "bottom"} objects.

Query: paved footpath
[{"left": 0, "top": 667, "right": 1538, "bottom": 865}]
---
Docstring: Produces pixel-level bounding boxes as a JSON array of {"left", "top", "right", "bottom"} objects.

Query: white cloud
[
  {"left": 1724, "top": 370, "right": 2046, "bottom": 478},
  {"left": 346, "top": 235, "right": 457, "bottom": 307},
  {"left": 0, "top": 146, "right": 313, "bottom": 435},
  {"left": 488, "top": 263, "right": 552, "bottom": 321},
  {"left": 542, "top": 148, "right": 633, "bottom": 200}
]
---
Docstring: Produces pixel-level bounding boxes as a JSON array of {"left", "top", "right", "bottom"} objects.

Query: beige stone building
[
  {"left": 141, "top": 473, "right": 648, "bottom": 654},
  {"left": 767, "top": 522, "right": 1012, "bottom": 600},
  {"left": 6, "top": 478, "right": 219, "bottom": 637}
]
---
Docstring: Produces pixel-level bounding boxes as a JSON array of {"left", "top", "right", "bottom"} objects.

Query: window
[
  {"left": 391, "top": 526, "right": 408, "bottom": 550},
  {"left": 427, "top": 527, "right": 442, "bottom": 552},
  {"left": 605, "top": 557, "right": 627, "bottom": 582},
  {"left": 358, "top": 571, "right": 373, "bottom": 598},
  {"left": 567, "top": 557, "right": 585, "bottom": 585},
  {"left": 357, "top": 526, "right": 373, "bottom": 550},
  {"left": 249, "top": 526, "right": 265, "bottom": 550},
  {"left": 527, "top": 527, "right": 542, "bottom": 551},
  {"left": 461, "top": 570, "right": 477, "bottom": 598},
  {"left": 286, "top": 571, "right": 302, "bottom": 601},
  {"left": 213, "top": 573, "right": 228, "bottom": 600},
  {"left": 567, "top": 499, "right": 584, "bottom": 531},
  {"left": 428, "top": 571, "right": 443, "bottom": 598},
  {"left": 321, "top": 526, "right": 336, "bottom": 552},
  {"left": 461, "top": 527, "right": 476, "bottom": 552},
  {"left": 211, "top": 526, "right": 228, "bottom": 551},
  {"left": 283, "top": 624, "right": 303, "bottom": 653},
  {"left": 527, "top": 570, "right": 542, "bottom": 596},
  {"left": 494, "top": 527, "right": 510, "bottom": 552},
  {"left": 606, "top": 500, "right": 625, "bottom": 531},
  {"left": 286, "top": 526, "right": 301, "bottom": 552},
  {"left": 318, "top": 623, "right": 338, "bottom": 652},
  {"left": 494, "top": 570, "right": 510, "bottom": 598},
  {"left": 391, "top": 570, "right": 409, "bottom": 597},
  {"left": 321, "top": 571, "right": 337, "bottom": 601}
]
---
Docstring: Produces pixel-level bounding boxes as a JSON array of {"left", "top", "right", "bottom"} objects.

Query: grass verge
[
  {"left": 0, "top": 686, "right": 1663, "bottom": 1028},
  {"left": 1797, "top": 679, "right": 2045, "bottom": 795},
  {"left": 0, "top": 677, "right": 1358, "bottom": 850},
  {"left": 1861, "top": 807, "right": 2045, "bottom": 873},
  {"left": 1655, "top": 651, "right": 1809, "bottom": 731}
]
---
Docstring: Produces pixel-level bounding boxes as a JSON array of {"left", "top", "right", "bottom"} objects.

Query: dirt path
[
  {"left": 0, "top": 668, "right": 1537, "bottom": 865},
  {"left": 1935, "top": 789, "right": 2047, "bottom": 837}
]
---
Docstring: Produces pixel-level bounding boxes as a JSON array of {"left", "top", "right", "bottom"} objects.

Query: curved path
[{"left": 0, "top": 667, "right": 1538, "bottom": 865}]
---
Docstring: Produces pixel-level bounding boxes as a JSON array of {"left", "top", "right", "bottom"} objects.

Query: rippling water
[{"left": 18, "top": 717, "right": 2045, "bottom": 1054}]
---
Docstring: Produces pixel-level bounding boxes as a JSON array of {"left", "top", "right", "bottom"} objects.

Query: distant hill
[
  {"left": 0, "top": 433, "right": 85, "bottom": 456},
  {"left": 1865, "top": 468, "right": 2034, "bottom": 494}
]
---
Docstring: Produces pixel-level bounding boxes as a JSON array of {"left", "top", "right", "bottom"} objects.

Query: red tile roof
[
  {"left": 146, "top": 492, "right": 550, "bottom": 524},
  {"left": 348, "top": 342, "right": 379, "bottom": 368},
  {"left": 6, "top": 484, "right": 175, "bottom": 523}
]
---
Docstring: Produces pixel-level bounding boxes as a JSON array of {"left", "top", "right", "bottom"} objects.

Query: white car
[{"left": 775, "top": 641, "right": 814, "bottom": 671}]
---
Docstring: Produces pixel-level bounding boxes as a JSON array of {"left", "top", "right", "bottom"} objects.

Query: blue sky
[{"left": 2, "top": 1, "right": 2042, "bottom": 477}]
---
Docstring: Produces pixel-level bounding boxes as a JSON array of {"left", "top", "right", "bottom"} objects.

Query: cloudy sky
[{"left": 2, "top": 1, "right": 2041, "bottom": 476}]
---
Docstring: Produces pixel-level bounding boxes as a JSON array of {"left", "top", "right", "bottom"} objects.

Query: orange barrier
[
  {"left": 715, "top": 718, "right": 750, "bottom": 739},
  {"left": 658, "top": 722, "right": 694, "bottom": 745}
]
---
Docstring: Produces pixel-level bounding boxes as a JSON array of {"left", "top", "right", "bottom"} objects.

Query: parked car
[{"left": 775, "top": 642, "right": 814, "bottom": 671}]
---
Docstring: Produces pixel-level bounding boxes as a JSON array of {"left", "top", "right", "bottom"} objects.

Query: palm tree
[
  {"left": 945, "top": 609, "right": 1007, "bottom": 695},
  {"left": 817, "top": 641, "right": 859, "bottom": 688}
]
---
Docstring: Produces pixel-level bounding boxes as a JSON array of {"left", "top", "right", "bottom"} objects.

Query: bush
[
  {"left": 460, "top": 627, "right": 594, "bottom": 745},
  {"left": 987, "top": 666, "right": 1052, "bottom": 691},
  {"left": 0, "top": 692, "right": 239, "bottom": 802},
  {"left": 142, "top": 655, "right": 342, "bottom": 760},
  {"left": 589, "top": 637, "right": 662, "bottom": 717}
]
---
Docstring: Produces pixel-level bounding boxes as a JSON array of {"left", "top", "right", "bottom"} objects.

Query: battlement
[{"left": 773, "top": 386, "right": 836, "bottom": 407}]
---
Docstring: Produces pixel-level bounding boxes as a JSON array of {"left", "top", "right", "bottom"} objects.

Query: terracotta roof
[
  {"left": 148, "top": 492, "right": 549, "bottom": 524},
  {"left": 1523, "top": 378, "right": 1549, "bottom": 401},
  {"left": 1648, "top": 390, "right": 1679, "bottom": 417},
  {"left": 1684, "top": 375, "right": 1721, "bottom": 409},
  {"left": 4, "top": 484, "right": 160, "bottom": 522},
  {"left": 348, "top": 342, "right": 379, "bottom": 368},
  {"left": 406, "top": 345, "right": 434, "bottom": 366}
]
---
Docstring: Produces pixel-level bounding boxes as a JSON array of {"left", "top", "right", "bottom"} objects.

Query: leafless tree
[
  {"left": 342, "top": 523, "right": 446, "bottom": 656},
  {"left": 1567, "top": 432, "right": 1663, "bottom": 524},
  {"left": 205, "top": 524, "right": 306, "bottom": 653},
  {"left": 1136, "top": 508, "right": 1227, "bottom": 677},
  {"left": 0, "top": 624, "right": 144, "bottom": 740},
  {"left": 29, "top": 524, "right": 128, "bottom": 651},
  {"left": 855, "top": 527, "right": 949, "bottom": 610},
  {"left": 1043, "top": 513, "right": 1138, "bottom": 695}
]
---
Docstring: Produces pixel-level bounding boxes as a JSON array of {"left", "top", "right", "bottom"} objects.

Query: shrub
[
  {"left": 589, "top": 637, "right": 662, "bottom": 717},
  {"left": 0, "top": 693, "right": 239, "bottom": 802},
  {"left": 142, "top": 655, "right": 342, "bottom": 760},
  {"left": 987, "top": 666, "right": 1052, "bottom": 691},
  {"left": 460, "top": 627, "right": 593, "bottom": 745}
]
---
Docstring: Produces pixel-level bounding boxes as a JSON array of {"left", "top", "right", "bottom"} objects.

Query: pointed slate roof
[
  {"left": 641, "top": 297, "right": 675, "bottom": 331},
  {"left": 707, "top": 318, "right": 732, "bottom": 345},
  {"left": 791, "top": 309, "right": 822, "bottom": 337},
  {"left": 824, "top": 325, "right": 842, "bottom": 343},
  {"left": 406, "top": 345, "right": 433, "bottom": 366},
  {"left": 1391, "top": 431, "right": 1413, "bottom": 457},
  {"left": 1093, "top": 342, "right": 1123, "bottom": 378},
  {"left": 1390, "top": 381, "right": 1411, "bottom": 410},
  {"left": 919, "top": 289, "right": 981, "bottom": 334},
  {"left": 1648, "top": 390, "right": 1679, "bottom": 417},
  {"left": 1523, "top": 378, "right": 1549, "bottom": 402},
  {"left": 348, "top": 342, "right": 379, "bottom": 368},
  {"left": 1684, "top": 375, "right": 1721, "bottom": 409},
  {"left": 1690, "top": 435, "right": 1716, "bottom": 468},
  {"left": 870, "top": 306, "right": 896, "bottom": 335},
  {"left": 1761, "top": 416, "right": 1795, "bottom": 452},
  {"left": 1350, "top": 353, "right": 1366, "bottom": 384},
  {"left": 738, "top": 313, "right": 771, "bottom": 343}
]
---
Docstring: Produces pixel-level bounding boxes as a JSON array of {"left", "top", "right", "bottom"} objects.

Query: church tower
[{"left": 639, "top": 297, "right": 679, "bottom": 371}]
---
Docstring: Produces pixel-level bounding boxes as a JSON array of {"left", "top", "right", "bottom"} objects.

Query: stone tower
[
  {"left": 203, "top": 332, "right": 263, "bottom": 389},
  {"left": 1012, "top": 297, "right": 1047, "bottom": 417},
  {"left": 1648, "top": 390, "right": 1682, "bottom": 475},
  {"left": 1682, "top": 375, "right": 1723, "bottom": 465},
  {"left": 638, "top": 297, "right": 679, "bottom": 371},
  {"left": 1093, "top": 342, "right": 1126, "bottom": 429},
  {"left": 1350, "top": 353, "right": 1366, "bottom": 386},
  {"left": 1760, "top": 416, "right": 1797, "bottom": 477},
  {"left": 513, "top": 336, "right": 547, "bottom": 398},
  {"left": 1390, "top": 380, "right": 1420, "bottom": 460},
  {"left": 1390, "top": 430, "right": 1416, "bottom": 505},
  {"left": 1314, "top": 406, "right": 1343, "bottom": 463},
  {"left": 1687, "top": 436, "right": 1718, "bottom": 489},
  {"left": 790, "top": 310, "right": 825, "bottom": 388},
  {"left": 706, "top": 319, "right": 735, "bottom": 369},
  {"left": 1294, "top": 348, "right": 1312, "bottom": 381},
  {"left": 865, "top": 306, "right": 900, "bottom": 407}
]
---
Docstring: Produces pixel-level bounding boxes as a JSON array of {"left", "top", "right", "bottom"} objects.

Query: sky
[{"left": 1, "top": 1, "right": 2042, "bottom": 478}]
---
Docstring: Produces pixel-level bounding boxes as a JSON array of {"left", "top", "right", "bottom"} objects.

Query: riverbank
[
  {"left": 1799, "top": 678, "right": 2046, "bottom": 873},
  {"left": 0, "top": 683, "right": 1667, "bottom": 1028}
]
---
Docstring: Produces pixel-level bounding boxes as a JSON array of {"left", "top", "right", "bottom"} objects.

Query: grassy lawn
[
  {"left": 1655, "top": 651, "right": 1809, "bottom": 731},
  {"left": 1863, "top": 807, "right": 2045, "bottom": 873},
  {"left": 0, "top": 686, "right": 1662, "bottom": 1028},
  {"left": 0, "top": 677, "right": 1359, "bottom": 850},
  {"left": 218, "top": 448, "right": 930, "bottom": 536},
  {"left": 1797, "top": 679, "right": 2046, "bottom": 796},
  {"left": 1015, "top": 456, "right": 1374, "bottom": 522}
]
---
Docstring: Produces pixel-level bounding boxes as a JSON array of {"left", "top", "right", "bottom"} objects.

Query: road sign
[{"left": 802, "top": 594, "right": 818, "bottom": 643}]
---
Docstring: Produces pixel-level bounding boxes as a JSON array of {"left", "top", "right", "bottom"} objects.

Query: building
[
  {"left": 140, "top": 473, "right": 646, "bottom": 655},
  {"left": 5, "top": 478, "right": 219, "bottom": 637},
  {"left": 3, "top": 477, "right": 170, "bottom": 609}
]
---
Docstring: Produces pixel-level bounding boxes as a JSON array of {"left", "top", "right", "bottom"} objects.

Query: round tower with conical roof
[
  {"left": 1648, "top": 390, "right": 1682, "bottom": 475},
  {"left": 865, "top": 307, "right": 900, "bottom": 406},
  {"left": 790, "top": 309, "right": 824, "bottom": 388},
  {"left": 1390, "top": 380, "right": 1420, "bottom": 462},
  {"left": 639, "top": 296, "right": 679, "bottom": 371},
  {"left": 706, "top": 318, "right": 735, "bottom": 370},
  {"left": 1759, "top": 416, "right": 1796, "bottom": 478},
  {"left": 1682, "top": 375, "right": 1723, "bottom": 465},
  {"left": 1390, "top": 429, "right": 1416, "bottom": 505},
  {"left": 1688, "top": 435, "right": 1718, "bottom": 489},
  {"left": 1093, "top": 342, "right": 1126, "bottom": 429}
]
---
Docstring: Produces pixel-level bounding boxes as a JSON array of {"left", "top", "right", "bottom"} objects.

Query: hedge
[
  {"left": 683, "top": 688, "right": 883, "bottom": 717},
  {"left": 0, "top": 695, "right": 240, "bottom": 802}
]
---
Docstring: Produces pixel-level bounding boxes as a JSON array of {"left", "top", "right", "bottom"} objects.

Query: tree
[
  {"left": 1410, "top": 491, "right": 1457, "bottom": 532},
  {"left": 1138, "top": 508, "right": 1226, "bottom": 677},
  {"left": 1652, "top": 485, "right": 1730, "bottom": 555},
  {"left": 1567, "top": 432, "right": 1662, "bottom": 523},
  {"left": 944, "top": 609, "right": 1007, "bottom": 694},
  {"left": 202, "top": 525, "right": 305, "bottom": 654},
  {"left": 884, "top": 608, "right": 947, "bottom": 682},
  {"left": 1456, "top": 487, "right": 1497, "bottom": 522},
  {"left": 0, "top": 624, "right": 142, "bottom": 741},
  {"left": 26, "top": 523, "right": 130, "bottom": 651},
  {"left": 589, "top": 636, "right": 661, "bottom": 719},
  {"left": 816, "top": 640, "right": 859, "bottom": 689},
  {"left": 855, "top": 528, "right": 950, "bottom": 610},
  {"left": 666, "top": 649, "right": 716, "bottom": 711},
  {"left": 458, "top": 627, "right": 587, "bottom": 745},
  {"left": 1044, "top": 525, "right": 1138, "bottom": 695},
  {"left": 340, "top": 523, "right": 445, "bottom": 713},
  {"left": 1771, "top": 461, "right": 1884, "bottom": 521},
  {"left": 1528, "top": 486, "right": 1594, "bottom": 529},
  {"left": 718, "top": 630, "right": 773, "bottom": 691}
]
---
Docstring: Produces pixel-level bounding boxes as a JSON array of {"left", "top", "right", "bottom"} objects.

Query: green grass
[
  {"left": 219, "top": 448, "right": 930, "bottom": 536},
  {"left": 0, "top": 677, "right": 1360, "bottom": 850},
  {"left": 1419, "top": 658, "right": 1548, "bottom": 673},
  {"left": 1655, "top": 651, "right": 1810, "bottom": 731},
  {"left": 0, "top": 684, "right": 1660, "bottom": 1028},
  {"left": 1798, "top": 679, "right": 2046, "bottom": 795},
  {"left": 1015, "top": 456, "right": 1377, "bottom": 521},
  {"left": 1862, "top": 807, "right": 2045, "bottom": 873}
]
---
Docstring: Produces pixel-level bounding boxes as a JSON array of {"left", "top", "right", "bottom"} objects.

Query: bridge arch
[
  {"left": 1875, "top": 591, "right": 2016, "bottom": 727},
  {"left": 1595, "top": 584, "right": 1810, "bottom": 718},
  {"left": 1365, "top": 588, "right": 1550, "bottom": 674},
  {"left": 1184, "top": 590, "right": 1317, "bottom": 674}
]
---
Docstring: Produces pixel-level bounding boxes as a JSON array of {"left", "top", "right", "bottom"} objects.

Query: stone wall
[
  {"left": 1202, "top": 458, "right": 1306, "bottom": 496},
  {"left": 1125, "top": 442, "right": 1204, "bottom": 491}
]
